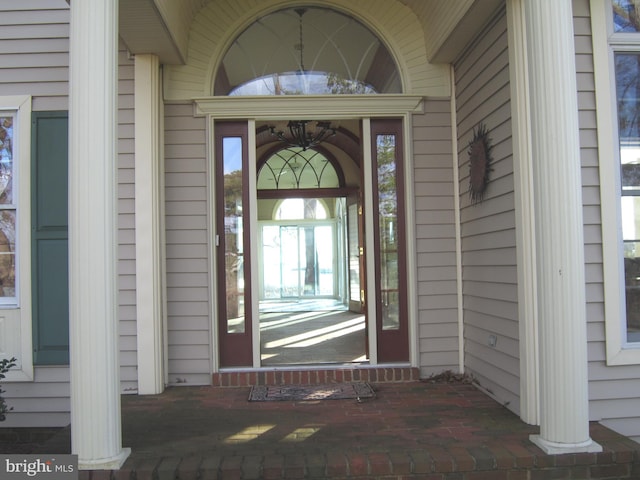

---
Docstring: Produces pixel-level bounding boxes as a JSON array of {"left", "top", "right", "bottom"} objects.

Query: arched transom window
[
  {"left": 215, "top": 6, "right": 401, "bottom": 96},
  {"left": 257, "top": 147, "right": 340, "bottom": 190}
]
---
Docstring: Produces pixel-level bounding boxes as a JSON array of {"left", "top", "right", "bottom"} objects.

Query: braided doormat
[{"left": 248, "top": 382, "right": 375, "bottom": 402}]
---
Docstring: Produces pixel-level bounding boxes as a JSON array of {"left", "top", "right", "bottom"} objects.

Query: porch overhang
[
  {"left": 402, "top": 0, "right": 505, "bottom": 63},
  {"left": 118, "top": 0, "right": 189, "bottom": 64}
]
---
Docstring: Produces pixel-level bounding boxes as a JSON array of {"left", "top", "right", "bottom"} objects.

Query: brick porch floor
[{"left": 1, "top": 377, "right": 639, "bottom": 479}]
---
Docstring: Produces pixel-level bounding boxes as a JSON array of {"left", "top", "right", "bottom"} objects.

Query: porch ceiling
[{"left": 118, "top": 0, "right": 502, "bottom": 66}]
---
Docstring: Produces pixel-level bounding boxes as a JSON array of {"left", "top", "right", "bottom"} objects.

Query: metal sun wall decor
[{"left": 467, "top": 123, "right": 493, "bottom": 204}]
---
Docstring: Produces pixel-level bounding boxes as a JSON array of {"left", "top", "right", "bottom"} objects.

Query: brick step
[{"left": 212, "top": 366, "right": 420, "bottom": 387}]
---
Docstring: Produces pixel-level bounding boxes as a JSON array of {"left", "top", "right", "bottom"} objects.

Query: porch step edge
[{"left": 212, "top": 366, "right": 420, "bottom": 387}]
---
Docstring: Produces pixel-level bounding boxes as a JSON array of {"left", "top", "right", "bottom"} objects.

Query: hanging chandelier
[{"left": 270, "top": 120, "right": 336, "bottom": 151}]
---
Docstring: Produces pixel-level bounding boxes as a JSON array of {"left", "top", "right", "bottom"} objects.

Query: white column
[
  {"left": 135, "top": 54, "right": 167, "bottom": 395},
  {"left": 524, "top": 0, "right": 601, "bottom": 454},
  {"left": 68, "top": 0, "right": 130, "bottom": 469}
]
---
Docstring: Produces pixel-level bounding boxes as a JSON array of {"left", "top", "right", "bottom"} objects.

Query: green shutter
[{"left": 31, "top": 112, "right": 69, "bottom": 365}]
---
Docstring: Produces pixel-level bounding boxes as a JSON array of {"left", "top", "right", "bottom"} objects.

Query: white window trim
[
  {"left": 591, "top": 0, "right": 640, "bottom": 365},
  {"left": 0, "top": 95, "right": 33, "bottom": 381}
]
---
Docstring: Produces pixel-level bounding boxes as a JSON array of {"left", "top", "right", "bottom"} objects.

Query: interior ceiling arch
[{"left": 163, "top": 0, "right": 451, "bottom": 100}]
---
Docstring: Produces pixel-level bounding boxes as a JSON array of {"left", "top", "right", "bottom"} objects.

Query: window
[
  {"left": 615, "top": 52, "right": 640, "bottom": 344},
  {"left": 0, "top": 112, "right": 17, "bottom": 303},
  {"left": 0, "top": 95, "right": 32, "bottom": 381},
  {"left": 257, "top": 148, "right": 340, "bottom": 190},
  {"left": 592, "top": 1, "right": 640, "bottom": 364},
  {"left": 215, "top": 7, "right": 401, "bottom": 96}
]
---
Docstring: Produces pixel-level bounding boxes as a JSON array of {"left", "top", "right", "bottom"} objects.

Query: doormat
[{"left": 248, "top": 382, "right": 375, "bottom": 402}]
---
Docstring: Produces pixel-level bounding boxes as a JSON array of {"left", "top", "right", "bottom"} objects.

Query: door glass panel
[
  {"left": 223, "top": 137, "right": 245, "bottom": 333},
  {"left": 315, "top": 225, "right": 334, "bottom": 296},
  {"left": 376, "top": 134, "right": 400, "bottom": 330},
  {"left": 260, "top": 223, "right": 335, "bottom": 300},
  {"left": 348, "top": 203, "right": 360, "bottom": 303},
  {"left": 281, "top": 225, "right": 300, "bottom": 297}
]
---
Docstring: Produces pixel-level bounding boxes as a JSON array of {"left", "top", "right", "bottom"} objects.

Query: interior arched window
[
  {"left": 257, "top": 147, "right": 340, "bottom": 190},
  {"left": 215, "top": 7, "right": 401, "bottom": 95}
]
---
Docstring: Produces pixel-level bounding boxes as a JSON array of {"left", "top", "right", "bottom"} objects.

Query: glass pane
[
  {"left": 257, "top": 148, "right": 340, "bottom": 190},
  {"left": 315, "top": 225, "right": 334, "bottom": 296},
  {"left": 613, "top": 0, "right": 640, "bottom": 32},
  {"left": 280, "top": 226, "right": 300, "bottom": 297},
  {"left": 223, "top": 137, "right": 245, "bottom": 333},
  {"left": 622, "top": 197, "right": 640, "bottom": 341},
  {"left": 216, "top": 7, "right": 401, "bottom": 95},
  {"left": 0, "top": 210, "right": 16, "bottom": 298},
  {"left": 0, "top": 116, "right": 14, "bottom": 205},
  {"left": 261, "top": 225, "right": 282, "bottom": 299},
  {"left": 377, "top": 134, "right": 400, "bottom": 330},
  {"left": 348, "top": 203, "right": 360, "bottom": 302},
  {"left": 615, "top": 53, "right": 640, "bottom": 192}
]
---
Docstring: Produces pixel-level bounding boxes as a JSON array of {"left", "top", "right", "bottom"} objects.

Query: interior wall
[{"left": 453, "top": 6, "right": 521, "bottom": 413}]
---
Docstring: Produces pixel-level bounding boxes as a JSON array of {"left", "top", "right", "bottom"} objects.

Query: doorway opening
[{"left": 256, "top": 148, "right": 367, "bottom": 366}]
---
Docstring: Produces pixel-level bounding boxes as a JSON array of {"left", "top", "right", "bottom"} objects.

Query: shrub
[{"left": 0, "top": 357, "right": 16, "bottom": 421}]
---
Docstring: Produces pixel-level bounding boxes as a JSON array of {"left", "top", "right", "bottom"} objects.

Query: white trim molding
[
  {"left": 506, "top": 0, "right": 539, "bottom": 426},
  {"left": 134, "top": 54, "right": 167, "bottom": 395},
  {"left": 0, "top": 95, "right": 33, "bottom": 382},
  {"left": 591, "top": 0, "right": 640, "bottom": 365},
  {"left": 193, "top": 95, "right": 425, "bottom": 119}
]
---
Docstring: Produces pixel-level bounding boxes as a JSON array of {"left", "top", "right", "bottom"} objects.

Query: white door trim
[{"left": 199, "top": 95, "right": 427, "bottom": 370}]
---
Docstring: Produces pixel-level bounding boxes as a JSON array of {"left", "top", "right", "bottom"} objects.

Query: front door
[{"left": 215, "top": 118, "right": 409, "bottom": 367}]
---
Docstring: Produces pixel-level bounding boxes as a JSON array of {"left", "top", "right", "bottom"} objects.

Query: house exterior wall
[
  {"left": 453, "top": 7, "right": 521, "bottom": 414},
  {"left": 2, "top": 0, "right": 640, "bottom": 446},
  {"left": 118, "top": 47, "right": 138, "bottom": 393},
  {"left": 164, "top": 104, "right": 211, "bottom": 386},
  {"left": 0, "top": 1, "right": 138, "bottom": 425},
  {"left": 573, "top": 0, "right": 640, "bottom": 444},
  {"left": 413, "top": 102, "right": 460, "bottom": 377}
]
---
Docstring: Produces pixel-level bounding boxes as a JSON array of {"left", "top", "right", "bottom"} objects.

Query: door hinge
[
  {"left": 360, "top": 289, "right": 366, "bottom": 305},
  {"left": 215, "top": 234, "right": 220, "bottom": 247}
]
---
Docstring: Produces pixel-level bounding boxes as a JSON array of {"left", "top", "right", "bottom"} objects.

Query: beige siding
[
  {"left": 164, "top": 104, "right": 212, "bottom": 385},
  {"left": 454, "top": 8, "right": 520, "bottom": 413},
  {"left": 118, "top": 47, "right": 138, "bottom": 392},
  {"left": 1, "top": 368, "right": 69, "bottom": 428},
  {"left": 574, "top": 0, "right": 640, "bottom": 443},
  {"left": 0, "top": 1, "right": 72, "bottom": 426},
  {"left": 413, "top": 101, "right": 460, "bottom": 376},
  {"left": 0, "top": 0, "right": 69, "bottom": 111}
]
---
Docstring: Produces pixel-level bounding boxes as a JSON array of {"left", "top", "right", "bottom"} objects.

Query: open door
[
  {"left": 347, "top": 192, "right": 367, "bottom": 357},
  {"left": 347, "top": 192, "right": 365, "bottom": 314},
  {"left": 215, "top": 122, "right": 253, "bottom": 367}
]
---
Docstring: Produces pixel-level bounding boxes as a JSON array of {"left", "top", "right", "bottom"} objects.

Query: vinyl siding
[
  {"left": 413, "top": 101, "right": 460, "bottom": 377},
  {"left": 0, "top": 0, "right": 69, "bottom": 111},
  {"left": 0, "top": 2, "right": 139, "bottom": 424},
  {"left": 453, "top": 7, "right": 521, "bottom": 413},
  {"left": 118, "top": 47, "right": 138, "bottom": 392},
  {"left": 0, "top": 0, "right": 72, "bottom": 427},
  {"left": 574, "top": 0, "right": 640, "bottom": 444},
  {"left": 164, "top": 104, "right": 212, "bottom": 386}
]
